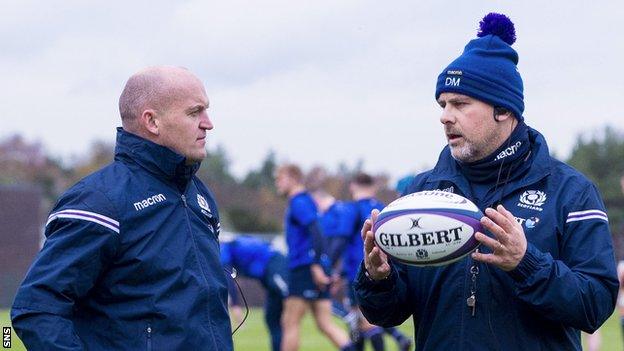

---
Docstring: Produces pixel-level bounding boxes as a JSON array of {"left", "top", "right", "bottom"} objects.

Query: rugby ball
[{"left": 373, "top": 190, "right": 483, "bottom": 266}]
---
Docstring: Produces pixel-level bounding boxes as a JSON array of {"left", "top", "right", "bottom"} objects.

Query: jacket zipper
[
  {"left": 180, "top": 193, "right": 219, "bottom": 348},
  {"left": 181, "top": 194, "right": 188, "bottom": 207},
  {"left": 146, "top": 323, "right": 152, "bottom": 351}
]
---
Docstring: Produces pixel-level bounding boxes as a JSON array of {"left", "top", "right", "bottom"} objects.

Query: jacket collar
[
  {"left": 426, "top": 126, "right": 552, "bottom": 194},
  {"left": 114, "top": 128, "right": 200, "bottom": 187}
]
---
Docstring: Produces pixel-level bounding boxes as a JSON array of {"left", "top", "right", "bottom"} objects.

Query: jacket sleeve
[
  {"left": 508, "top": 183, "right": 618, "bottom": 332},
  {"left": 353, "top": 261, "right": 416, "bottom": 327},
  {"left": 11, "top": 186, "right": 120, "bottom": 350}
]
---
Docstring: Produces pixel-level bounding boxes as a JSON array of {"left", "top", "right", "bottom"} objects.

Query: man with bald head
[
  {"left": 119, "top": 66, "right": 212, "bottom": 163},
  {"left": 12, "top": 66, "right": 233, "bottom": 350}
]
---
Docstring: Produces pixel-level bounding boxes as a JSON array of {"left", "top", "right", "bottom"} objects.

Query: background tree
[
  {"left": 198, "top": 144, "right": 237, "bottom": 185},
  {"left": 0, "top": 134, "right": 70, "bottom": 207},
  {"left": 243, "top": 151, "right": 277, "bottom": 190},
  {"left": 72, "top": 140, "right": 115, "bottom": 181},
  {"left": 567, "top": 126, "right": 624, "bottom": 257}
]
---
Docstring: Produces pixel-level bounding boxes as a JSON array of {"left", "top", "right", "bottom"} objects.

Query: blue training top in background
[
  {"left": 320, "top": 201, "right": 357, "bottom": 238},
  {"left": 220, "top": 236, "right": 279, "bottom": 279},
  {"left": 285, "top": 192, "right": 319, "bottom": 269},
  {"left": 344, "top": 198, "right": 385, "bottom": 282},
  {"left": 320, "top": 200, "right": 358, "bottom": 268}
]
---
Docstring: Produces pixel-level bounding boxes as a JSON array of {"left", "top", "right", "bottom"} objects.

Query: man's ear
[
  {"left": 493, "top": 107, "right": 513, "bottom": 122},
  {"left": 141, "top": 109, "right": 160, "bottom": 136}
]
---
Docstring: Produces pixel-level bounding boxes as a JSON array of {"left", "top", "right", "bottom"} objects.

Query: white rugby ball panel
[{"left": 385, "top": 190, "right": 480, "bottom": 213}]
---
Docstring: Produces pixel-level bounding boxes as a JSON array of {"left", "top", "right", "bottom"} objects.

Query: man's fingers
[
  {"left": 480, "top": 215, "right": 509, "bottom": 244},
  {"left": 365, "top": 245, "right": 390, "bottom": 280},
  {"left": 363, "top": 209, "right": 390, "bottom": 278},
  {"left": 361, "top": 210, "right": 380, "bottom": 240},
  {"left": 472, "top": 250, "right": 501, "bottom": 265},
  {"left": 474, "top": 232, "right": 503, "bottom": 253},
  {"left": 498, "top": 205, "right": 520, "bottom": 229},
  {"left": 369, "top": 246, "right": 388, "bottom": 267},
  {"left": 364, "top": 229, "right": 376, "bottom": 254},
  {"left": 378, "top": 247, "right": 387, "bottom": 261},
  {"left": 371, "top": 209, "right": 380, "bottom": 223},
  {"left": 485, "top": 207, "right": 516, "bottom": 236},
  {"left": 483, "top": 209, "right": 515, "bottom": 243},
  {"left": 361, "top": 219, "right": 372, "bottom": 240}
]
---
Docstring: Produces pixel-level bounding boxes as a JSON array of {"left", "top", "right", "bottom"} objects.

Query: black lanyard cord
[{"left": 223, "top": 267, "right": 250, "bottom": 335}]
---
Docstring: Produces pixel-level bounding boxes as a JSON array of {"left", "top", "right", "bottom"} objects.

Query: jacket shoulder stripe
[
  {"left": 568, "top": 209, "right": 607, "bottom": 218},
  {"left": 48, "top": 209, "right": 119, "bottom": 226},
  {"left": 46, "top": 210, "right": 120, "bottom": 233},
  {"left": 566, "top": 214, "right": 609, "bottom": 224}
]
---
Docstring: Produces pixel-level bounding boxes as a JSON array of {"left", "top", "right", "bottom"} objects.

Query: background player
[
  {"left": 275, "top": 164, "right": 354, "bottom": 351},
  {"left": 345, "top": 173, "right": 412, "bottom": 351},
  {"left": 220, "top": 234, "right": 288, "bottom": 351}
]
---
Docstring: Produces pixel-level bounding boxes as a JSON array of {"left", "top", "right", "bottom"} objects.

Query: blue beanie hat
[{"left": 435, "top": 13, "right": 524, "bottom": 121}]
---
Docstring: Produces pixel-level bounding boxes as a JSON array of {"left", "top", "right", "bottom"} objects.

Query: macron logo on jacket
[{"left": 133, "top": 194, "right": 166, "bottom": 211}]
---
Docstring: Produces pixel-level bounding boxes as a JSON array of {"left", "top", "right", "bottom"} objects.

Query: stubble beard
[{"left": 450, "top": 133, "right": 499, "bottom": 163}]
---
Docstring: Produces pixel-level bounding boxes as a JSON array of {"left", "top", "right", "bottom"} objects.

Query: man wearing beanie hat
[{"left": 355, "top": 13, "right": 618, "bottom": 351}]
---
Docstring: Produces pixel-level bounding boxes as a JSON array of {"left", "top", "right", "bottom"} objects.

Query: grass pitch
[{"left": 1, "top": 308, "right": 621, "bottom": 350}]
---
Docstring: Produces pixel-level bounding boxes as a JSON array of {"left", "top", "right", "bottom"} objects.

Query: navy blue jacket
[
  {"left": 354, "top": 127, "right": 618, "bottom": 351},
  {"left": 12, "top": 128, "right": 233, "bottom": 350}
]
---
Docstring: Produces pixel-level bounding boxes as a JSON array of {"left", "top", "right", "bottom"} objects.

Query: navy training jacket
[
  {"left": 354, "top": 127, "right": 618, "bottom": 351},
  {"left": 12, "top": 128, "right": 233, "bottom": 350}
]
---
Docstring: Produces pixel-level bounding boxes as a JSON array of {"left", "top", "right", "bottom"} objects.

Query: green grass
[
  {"left": 1, "top": 309, "right": 25, "bottom": 350},
  {"left": 1, "top": 308, "right": 621, "bottom": 350},
  {"left": 232, "top": 309, "right": 414, "bottom": 351}
]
